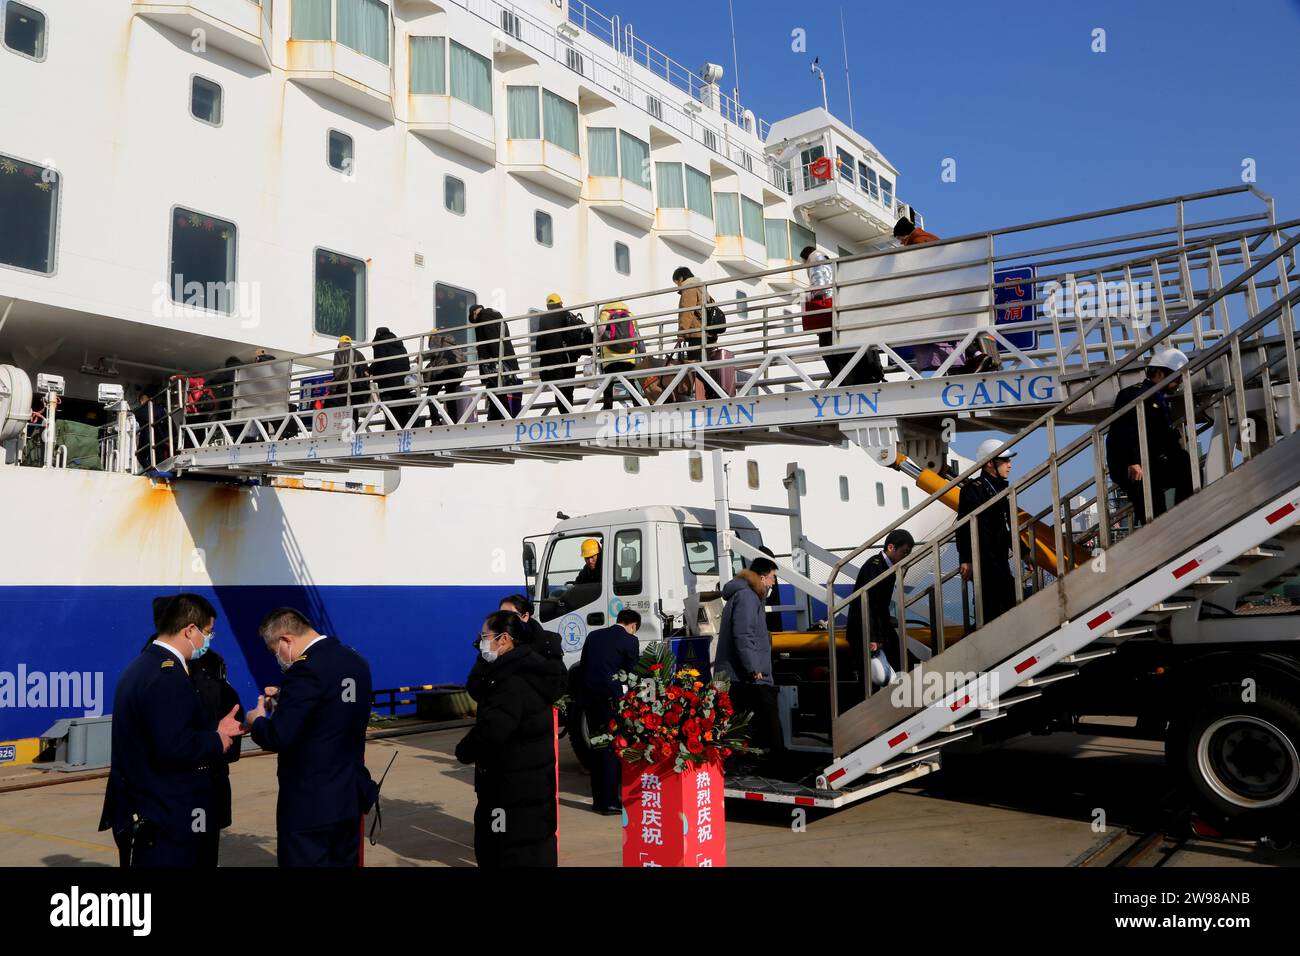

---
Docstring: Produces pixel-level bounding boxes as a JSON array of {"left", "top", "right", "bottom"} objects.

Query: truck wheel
[
  {"left": 565, "top": 703, "right": 596, "bottom": 771},
  {"left": 1168, "top": 675, "right": 1300, "bottom": 836}
]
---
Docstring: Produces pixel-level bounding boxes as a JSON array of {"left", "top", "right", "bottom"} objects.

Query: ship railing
[
  {"left": 794, "top": 158, "right": 901, "bottom": 223},
  {"left": 449, "top": 0, "right": 773, "bottom": 187},
  {"left": 142, "top": 186, "right": 1295, "bottom": 467},
  {"left": 825, "top": 218, "right": 1300, "bottom": 721}
]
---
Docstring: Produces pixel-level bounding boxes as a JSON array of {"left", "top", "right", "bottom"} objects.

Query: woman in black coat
[
  {"left": 469, "top": 306, "right": 522, "bottom": 421},
  {"left": 369, "top": 327, "right": 415, "bottom": 413},
  {"left": 455, "top": 611, "right": 567, "bottom": 868}
]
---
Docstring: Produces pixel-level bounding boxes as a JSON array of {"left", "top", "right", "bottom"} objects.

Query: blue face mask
[{"left": 189, "top": 628, "right": 213, "bottom": 660}]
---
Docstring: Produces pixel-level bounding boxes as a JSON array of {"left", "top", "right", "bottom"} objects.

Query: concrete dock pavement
[{"left": 0, "top": 725, "right": 1296, "bottom": 867}]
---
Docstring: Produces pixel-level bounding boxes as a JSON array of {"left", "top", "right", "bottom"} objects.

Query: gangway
[
  {"left": 128, "top": 186, "right": 1292, "bottom": 480},
  {"left": 745, "top": 226, "right": 1300, "bottom": 828}
]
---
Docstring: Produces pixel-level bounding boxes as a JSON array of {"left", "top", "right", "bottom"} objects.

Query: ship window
[
  {"left": 879, "top": 175, "right": 894, "bottom": 211},
  {"left": 685, "top": 166, "right": 712, "bottom": 218},
  {"left": 799, "top": 144, "right": 825, "bottom": 191},
  {"left": 292, "top": 0, "right": 331, "bottom": 40},
  {"left": 314, "top": 247, "right": 366, "bottom": 339},
  {"left": 0, "top": 153, "right": 58, "bottom": 274},
  {"left": 741, "top": 197, "right": 764, "bottom": 244},
  {"left": 836, "top": 147, "right": 855, "bottom": 183},
  {"left": 507, "top": 85, "right": 540, "bottom": 139},
  {"left": 839, "top": 476, "right": 850, "bottom": 501},
  {"left": 655, "top": 162, "right": 685, "bottom": 209},
  {"left": 409, "top": 36, "right": 446, "bottom": 95},
  {"left": 713, "top": 193, "right": 740, "bottom": 236},
  {"left": 764, "top": 219, "right": 790, "bottom": 260},
  {"left": 535, "top": 210, "right": 553, "bottom": 247},
  {"left": 612, "top": 529, "right": 643, "bottom": 596},
  {"left": 327, "top": 130, "right": 354, "bottom": 175},
  {"left": 859, "top": 161, "right": 879, "bottom": 200},
  {"left": 444, "top": 175, "right": 465, "bottom": 214},
  {"left": 339, "top": 0, "right": 389, "bottom": 64},
  {"left": 746, "top": 460, "right": 759, "bottom": 490},
  {"left": 449, "top": 40, "right": 492, "bottom": 114},
  {"left": 4, "top": 1, "right": 45, "bottom": 59},
  {"left": 170, "top": 207, "right": 237, "bottom": 314},
  {"left": 619, "top": 131, "right": 650, "bottom": 189},
  {"left": 646, "top": 95, "right": 663, "bottom": 121},
  {"left": 543, "top": 90, "right": 579, "bottom": 154},
  {"left": 623, "top": 456, "right": 640, "bottom": 474},
  {"left": 500, "top": 8, "right": 520, "bottom": 39},
  {"left": 789, "top": 222, "right": 816, "bottom": 256},
  {"left": 688, "top": 452, "right": 703, "bottom": 482},
  {"left": 434, "top": 281, "right": 475, "bottom": 347},
  {"left": 614, "top": 242, "right": 630, "bottom": 276},
  {"left": 876, "top": 482, "right": 885, "bottom": 507},
  {"left": 190, "top": 76, "right": 223, "bottom": 126},
  {"left": 588, "top": 127, "right": 617, "bottom": 176}
]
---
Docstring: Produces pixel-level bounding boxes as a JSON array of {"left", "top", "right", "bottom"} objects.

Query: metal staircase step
[
  {"left": 871, "top": 747, "right": 950, "bottom": 775},
  {"left": 1108, "top": 624, "right": 1157, "bottom": 638},
  {"left": 937, "top": 711, "right": 1009, "bottom": 734},
  {"left": 1146, "top": 601, "right": 1193, "bottom": 614},
  {"left": 1020, "top": 669, "right": 1081, "bottom": 688},
  {"left": 1191, "top": 575, "right": 1236, "bottom": 587},
  {"left": 1232, "top": 546, "right": 1283, "bottom": 562},
  {"left": 1061, "top": 646, "right": 1119, "bottom": 664}
]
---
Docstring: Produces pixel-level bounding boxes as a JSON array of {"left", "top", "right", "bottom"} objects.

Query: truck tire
[
  {"left": 1167, "top": 671, "right": 1300, "bottom": 837},
  {"left": 565, "top": 703, "right": 596, "bottom": 771}
]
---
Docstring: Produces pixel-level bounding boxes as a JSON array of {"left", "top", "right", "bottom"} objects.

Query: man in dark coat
[
  {"left": 422, "top": 332, "right": 465, "bottom": 424},
  {"left": 575, "top": 609, "right": 641, "bottom": 814},
  {"left": 99, "top": 593, "right": 243, "bottom": 867},
  {"left": 469, "top": 305, "right": 521, "bottom": 421},
  {"left": 536, "top": 294, "right": 592, "bottom": 411},
  {"left": 456, "top": 611, "right": 568, "bottom": 867},
  {"left": 246, "top": 607, "right": 378, "bottom": 867},
  {"left": 1106, "top": 348, "right": 1194, "bottom": 524},
  {"left": 715, "top": 558, "right": 784, "bottom": 775},
  {"left": 131, "top": 596, "right": 245, "bottom": 866},
  {"left": 327, "top": 336, "right": 370, "bottom": 428},
  {"left": 957, "top": 439, "right": 1017, "bottom": 628},
  {"left": 369, "top": 326, "right": 415, "bottom": 416},
  {"left": 845, "top": 529, "right": 915, "bottom": 704}
]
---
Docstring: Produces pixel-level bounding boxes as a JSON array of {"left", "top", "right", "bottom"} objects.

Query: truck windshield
[{"left": 682, "top": 526, "right": 761, "bottom": 575}]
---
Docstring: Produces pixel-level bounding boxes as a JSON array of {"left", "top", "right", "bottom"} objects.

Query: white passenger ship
[{"left": 0, "top": 0, "right": 941, "bottom": 750}]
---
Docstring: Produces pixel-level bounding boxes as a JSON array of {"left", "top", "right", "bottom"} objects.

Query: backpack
[
  {"left": 601, "top": 312, "right": 641, "bottom": 360},
  {"left": 704, "top": 297, "right": 727, "bottom": 344}
]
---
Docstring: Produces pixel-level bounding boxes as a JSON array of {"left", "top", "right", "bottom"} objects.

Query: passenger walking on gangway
[
  {"left": 844, "top": 529, "right": 916, "bottom": 707},
  {"left": 800, "top": 246, "right": 883, "bottom": 386},
  {"left": 957, "top": 439, "right": 1018, "bottom": 627},
  {"left": 535, "top": 293, "right": 591, "bottom": 412},
  {"left": 327, "top": 335, "right": 370, "bottom": 429},
  {"left": 597, "top": 302, "right": 643, "bottom": 409},
  {"left": 369, "top": 327, "right": 415, "bottom": 421},
  {"left": 671, "top": 267, "right": 708, "bottom": 366},
  {"left": 469, "top": 304, "right": 522, "bottom": 421},
  {"left": 421, "top": 331, "right": 464, "bottom": 425},
  {"left": 1106, "top": 348, "right": 1194, "bottom": 524}
]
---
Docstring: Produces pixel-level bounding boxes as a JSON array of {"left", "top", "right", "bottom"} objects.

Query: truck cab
[{"left": 524, "top": 505, "right": 766, "bottom": 667}]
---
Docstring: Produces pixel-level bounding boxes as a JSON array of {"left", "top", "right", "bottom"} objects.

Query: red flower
[
  {"left": 644, "top": 713, "right": 662, "bottom": 730},
  {"left": 650, "top": 663, "right": 663, "bottom": 672},
  {"left": 722, "top": 747, "right": 733, "bottom": 758},
  {"left": 614, "top": 736, "right": 628, "bottom": 749},
  {"left": 607, "top": 719, "right": 618, "bottom": 732},
  {"left": 686, "top": 737, "right": 704, "bottom": 754},
  {"left": 682, "top": 717, "right": 702, "bottom": 737},
  {"left": 664, "top": 710, "right": 682, "bottom": 726}
]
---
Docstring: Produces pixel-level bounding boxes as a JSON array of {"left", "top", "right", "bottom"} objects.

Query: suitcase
[{"left": 707, "top": 349, "right": 737, "bottom": 397}]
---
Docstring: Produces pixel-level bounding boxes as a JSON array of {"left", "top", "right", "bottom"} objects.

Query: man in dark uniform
[
  {"left": 957, "top": 439, "right": 1018, "bottom": 628},
  {"left": 845, "top": 529, "right": 915, "bottom": 703},
  {"left": 1107, "top": 348, "right": 1195, "bottom": 524},
  {"left": 99, "top": 593, "right": 243, "bottom": 867},
  {"left": 575, "top": 609, "right": 641, "bottom": 814},
  {"left": 245, "top": 607, "right": 378, "bottom": 867},
  {"left": 134, "top": 596, "right": 245, "bottom": 866}
]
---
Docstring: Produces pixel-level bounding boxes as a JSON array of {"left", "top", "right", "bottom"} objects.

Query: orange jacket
[{"left": 902, "top": 226, "right": 940, "bottom": 245}]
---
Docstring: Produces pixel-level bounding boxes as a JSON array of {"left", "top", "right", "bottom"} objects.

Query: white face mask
[
  {"left": 276, "top": 641, "right": 293, "bottom": 673},
  {"left": 479, "top": 639, "right": 498, "bottom": 663}
]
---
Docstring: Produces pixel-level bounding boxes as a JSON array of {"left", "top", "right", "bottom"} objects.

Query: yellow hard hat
[
  {"left": 546, "top": 293, "right": 563, "bottom": 306},
  {"left": 580, "top": 538, "right": 600, "bottom": 559},
  {"left": 605, "top": 301, "right": 630, "bottom": 315},
  {"left": 338, "top": 335, "right": 352, "bottom": 344}
]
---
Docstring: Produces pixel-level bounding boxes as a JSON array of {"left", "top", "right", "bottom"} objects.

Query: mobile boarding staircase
[
  {"left": 144, "top": 187, "right": 1284, "bottom": 481},
  {"left": 723, "top": 224, "right": 1300, "bottom": 810}
]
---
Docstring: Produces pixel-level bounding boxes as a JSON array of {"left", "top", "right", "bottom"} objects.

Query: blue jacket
[
  {"left": 249, "top": 636, "right": 378, "bottom": 833},
  {"left": 715, "top": 571, "right": 773, "bottom": 685},
  {"left": 99, "top": 643, "right": 224, "bottom": 841},
  {"left": 575, "top": 623, "right": 640, "bottom": 709}
]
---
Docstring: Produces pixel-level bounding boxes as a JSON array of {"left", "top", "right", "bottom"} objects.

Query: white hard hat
[
  {"left": 1149, "top": 347, "right": 1189, "bottom": 374},
  {"left": 976, "top": 437, "right": 1016, "bottom": 462}
]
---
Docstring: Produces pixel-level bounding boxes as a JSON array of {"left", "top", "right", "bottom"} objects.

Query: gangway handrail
[{"left": 827, "top": 226, "right": 1300, "bottom": 719}]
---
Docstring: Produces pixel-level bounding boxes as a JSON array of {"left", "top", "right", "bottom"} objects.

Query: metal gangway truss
[
  {"left": 139, "top": 186, "right": 1293, "bottom": 479},
  {"left": 724, "top": 222, "right": 1300, "bottom": 811}
]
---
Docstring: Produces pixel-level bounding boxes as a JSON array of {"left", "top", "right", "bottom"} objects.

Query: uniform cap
[
  {"left": 976, "top": 437, "right": 1016, "bottom": 462},
  {"left": 1149, "top": 348, "right": 1189, "bottom": 374}
]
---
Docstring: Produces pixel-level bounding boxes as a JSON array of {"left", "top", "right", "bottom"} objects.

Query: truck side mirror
[{"left": 522, "top": 542, "right": 537, "bottom": 578}]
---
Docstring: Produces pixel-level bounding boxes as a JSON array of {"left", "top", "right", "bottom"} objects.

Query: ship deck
[{"left": 1, "top": 719, "right": 1297, "bottom": 868}]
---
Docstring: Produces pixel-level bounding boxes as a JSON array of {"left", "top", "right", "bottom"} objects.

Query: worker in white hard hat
[
  {"left": 1106, "top": 347, "right": 1194, "bottom": 523},
  {"left": 956, "top": 437, "right": 1018, "bottom": 626}
]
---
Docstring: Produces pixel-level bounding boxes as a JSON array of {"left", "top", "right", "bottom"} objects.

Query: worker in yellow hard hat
[
  {"left": 574, "top": 537, "right": 602, "bottom": 585},
  {"left": 536, "top": 294, "right": 591, "bottom": 413}
]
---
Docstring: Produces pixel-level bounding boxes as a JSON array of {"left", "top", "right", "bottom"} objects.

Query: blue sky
[{"left": 589, "top": 0, "right": 1300, "bottom": 233}]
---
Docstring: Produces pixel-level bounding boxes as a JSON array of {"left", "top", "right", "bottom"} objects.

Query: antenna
[
  {"left": 727, "top": 0, "right": 742, "bottom": 110},
  {"left": 840, "top": 8, "right": 855, "bottom": 130}
]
